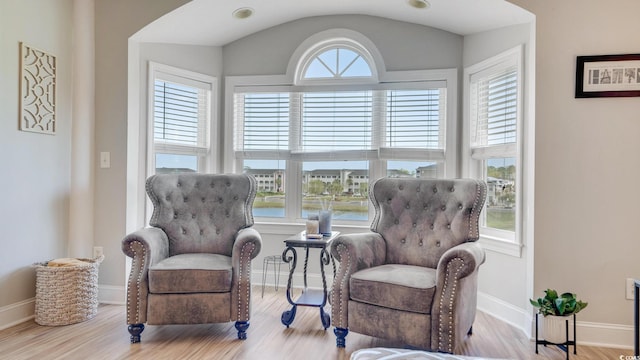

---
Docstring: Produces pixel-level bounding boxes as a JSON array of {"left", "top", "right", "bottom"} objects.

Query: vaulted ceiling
[{"left": 132, "top": 0, "right": 533, "bottom": 46}]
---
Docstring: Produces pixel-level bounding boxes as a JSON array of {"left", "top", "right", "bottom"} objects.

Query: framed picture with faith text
[{"left": 575, "top": 53, "right": 640, "bottom": 98}]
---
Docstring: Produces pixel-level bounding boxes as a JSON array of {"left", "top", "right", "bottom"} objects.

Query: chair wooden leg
[
  {"left": 128, "top": 323, "right": 145, "bottom": 343},
  {"left": 235, "top": 321, "right": 249, "bottom": 340}
]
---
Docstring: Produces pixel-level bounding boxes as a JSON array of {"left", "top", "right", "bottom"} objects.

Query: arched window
[{"left": 296, "top": 39, "right": 377, "bottom": 84}]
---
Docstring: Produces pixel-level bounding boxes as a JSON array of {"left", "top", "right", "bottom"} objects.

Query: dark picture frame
[{"left": 575, "top": 53, "right": 640, "bottom": 98}]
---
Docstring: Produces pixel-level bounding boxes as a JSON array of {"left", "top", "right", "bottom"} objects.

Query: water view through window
[
  {"left": 485, "top": 157, "right": 516, "bottom": 232},
  {"left": 244, "top": 159, "right": 440, "bottom": 221},
  {"left": 244, "top": 160, "right": 286, "bottom": 218},
  {"left": 302, "top": 161, "right": 369, "bottom": 221}
]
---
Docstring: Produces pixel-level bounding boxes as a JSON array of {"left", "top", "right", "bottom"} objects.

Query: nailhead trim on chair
[
  {"left": 438, "top": 257, "right": 464, "bottom": 353},
  {"left": 237, "top": 242, "right": 255, "bottom": 321},
  {"left": 126, "top": 240, "right": 145, "bottom": 324},
  {"left": 335, "top": 243, "right": 351, "bottom": 328},
  {"left": 468, "top": 179, "right": 485, "bottom": 240},
  {"left": 243, "top": 176, "right": 257, "bottom": 226}
]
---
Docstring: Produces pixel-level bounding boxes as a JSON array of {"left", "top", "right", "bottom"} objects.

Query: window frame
[
  {"left": 296, "top": 38, "right": 379, "bottom": 85},
  {"left": 224, "top": 68, "right": 458, "bottom": 226},
  {"left": 147, "top": 62, "right": 217, "bottom": 177},
  {"left": 463, "top": 45, "right": 524, "bottom": 257}
]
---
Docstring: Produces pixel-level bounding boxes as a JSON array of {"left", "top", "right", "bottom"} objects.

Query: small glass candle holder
[{"left": 306, "top": 214, "right": 319, "bottom": 236}]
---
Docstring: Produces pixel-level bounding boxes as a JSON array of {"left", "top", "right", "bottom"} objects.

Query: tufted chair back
[
  {"left": 369, "top": 177, "right": 486, "bottom": 269},
  {"left": 146, "top": 173, "right": 257, "bottom": 257}
]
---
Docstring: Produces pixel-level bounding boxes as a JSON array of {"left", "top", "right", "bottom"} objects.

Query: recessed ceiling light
[
  {"left": 232, "top": 7, "right": 254, "bottom": 19},
  {"left": 407, "top": 0, "right": 430, "bottom": 9}
]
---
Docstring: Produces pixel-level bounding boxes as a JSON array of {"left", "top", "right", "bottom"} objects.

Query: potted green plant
[{"left": 530, "top": 289, "right": 588, "bottom": 343}]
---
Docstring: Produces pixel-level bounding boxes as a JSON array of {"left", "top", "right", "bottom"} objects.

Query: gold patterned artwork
[{"left": 19, "top": 42, "right": 56, "bottom": 134}]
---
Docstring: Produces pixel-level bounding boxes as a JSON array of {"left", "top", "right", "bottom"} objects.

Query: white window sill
[
  {"left": 254, "top": 222, "right": 523, "bottom": 258},
  {"left": 253, "top": 221, "right": 369, "bottom": 236},
  {"left": 479, "top": 234, "right": 522, "bottom": 257}
]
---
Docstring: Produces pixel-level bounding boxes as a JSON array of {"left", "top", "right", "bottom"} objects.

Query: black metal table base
[{"left": 280, "top": 232, "right": 338, "bottom": 330}]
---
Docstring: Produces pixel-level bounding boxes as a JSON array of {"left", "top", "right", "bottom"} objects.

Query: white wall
[
  {"left": 0, "top": 0, "right": 73, "bottom": 324},
  {"left": 511, "top": 0, "right": 640, "bottom": 348},
  {"left": 93, "top": 0, "right": 189, "bottom": 290}
]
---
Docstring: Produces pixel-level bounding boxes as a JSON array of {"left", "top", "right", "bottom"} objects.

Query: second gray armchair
[{"left": 330, "top": 177, "right": 487, "bottom": 354}]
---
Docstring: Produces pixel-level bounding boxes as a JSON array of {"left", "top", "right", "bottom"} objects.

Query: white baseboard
[
  {"left": 0, "top": 298, "right": 35, "bottom": 331},
  {"left": 98, "top": 285, "right": 126, "bottom": 305},
  {"left": 477, "top": 291, "right": 634, "bottom": 349},
  {"left": 477, "top": 291, "right": 532, "bottom": 338},
  {"left": 574, "top": 321, "right": 633, "bottom": 349}
]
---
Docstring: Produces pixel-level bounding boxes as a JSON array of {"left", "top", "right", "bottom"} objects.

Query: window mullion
[
  {"left": 372, "top": 90, "right": 386, "bottom": 150},
  {"left": 288, "top": 93, "right": 302, "bottom": 219}
]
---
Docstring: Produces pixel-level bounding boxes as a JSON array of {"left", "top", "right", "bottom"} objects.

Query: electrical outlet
[
  {"left": 626, "top": 278, "right": 636, "bottom": 300},
  {"left": 93, "top": 246, "right": 104, "bottom": 258}
]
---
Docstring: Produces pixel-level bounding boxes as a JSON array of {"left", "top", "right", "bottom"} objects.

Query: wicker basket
[{"left": 33, "top": 255, "right": 104, "bottom": 326}]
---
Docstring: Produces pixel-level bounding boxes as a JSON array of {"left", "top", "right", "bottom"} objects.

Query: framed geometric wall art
[
  {"left": 19, "top": 42, "right": 56, "bottom": 134},
  {"left": 575, "top": 53, "right": 640, "bottom": 98}
]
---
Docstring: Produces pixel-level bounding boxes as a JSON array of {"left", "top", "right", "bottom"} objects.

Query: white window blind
[
  {"left": 154, "top": 80, "right": 208, "bottom": 150},
  {"left": 470, "top": 68, "right": 518, "bottom": 150},
  {"left": 301, "top": 91, "right": 372, "bottom": 152},
  {"left": 386, "top": 89, "right": 444, "bottom": 149},
  {"left": 235, "top": 93, "right": 290, "bottom": 151},
  {"left": 234, "top": 86, "right": 446, "bottom": 162}
]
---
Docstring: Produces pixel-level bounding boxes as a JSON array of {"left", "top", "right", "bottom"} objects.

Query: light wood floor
[{"left": 0, "top": 286, "right": 632, "bottom": 360}]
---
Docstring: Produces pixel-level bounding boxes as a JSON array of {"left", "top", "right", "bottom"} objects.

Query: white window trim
[
  {"left": 224, "top": 68, "right": 457, "bottom": 226},
  {"left": 462, "top": 45, "right": 524, "bottom": 257},
  {"left": 147, "top": 61, "right": 217, "bottom": 177},
  {"left": 295, "top": 39, "right": 379, "bottom": 85},
  {"left": 287, "top": 29, "right": 385, "bottom": 85}
]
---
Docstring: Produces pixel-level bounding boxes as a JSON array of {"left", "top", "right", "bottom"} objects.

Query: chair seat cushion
[
  {"left": 349, "top": 264, "right": 436, "bottom": 314},
  {"left": 149, "top": 253, "right": 232, "bottom": 294}
]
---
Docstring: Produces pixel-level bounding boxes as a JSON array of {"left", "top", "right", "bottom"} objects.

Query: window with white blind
[
  {"left": 230, "top": 41, "right": 453, "bottom": 222},
  {"left": 465, "top": 46, "right": 523, "bottom": 244},
  {"left": 149, "top": 62, "right": 215, "bottom": 175},
  {"left": 233, "top": 86, "right": 447, "bottom": 221}
]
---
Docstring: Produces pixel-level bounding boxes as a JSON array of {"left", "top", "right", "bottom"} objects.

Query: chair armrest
[
  {"left": 121, "top": 227, "right": 169, "bottom": 325},
  {"left": 231, "top": 227, "right": 262, "bottom": 322},
  {"left": 435, "top": 241, "right": 485, "bottom": 283},
  {"left": 330, "top": 232, "right": 387, "bottom": 329},
  {"left": 431, "top": 241, "right": 485, "bottom": 352}
]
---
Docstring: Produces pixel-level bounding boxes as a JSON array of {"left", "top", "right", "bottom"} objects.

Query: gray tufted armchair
[
  {"left": 330, "top": 177, "right": 487, "bottom": 353},
  {"left": 121, "top": 173, "right": 262, "bottom": 343}
]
